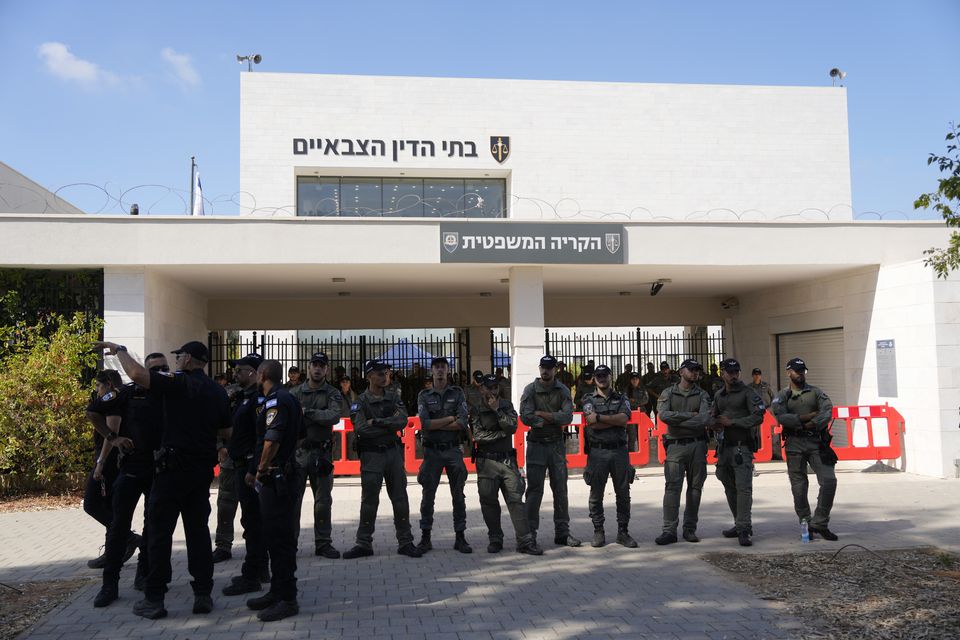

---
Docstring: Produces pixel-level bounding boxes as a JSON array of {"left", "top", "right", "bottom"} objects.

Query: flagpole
[{"left": 189, "top": 156, "right": 196, "bottom": 216}]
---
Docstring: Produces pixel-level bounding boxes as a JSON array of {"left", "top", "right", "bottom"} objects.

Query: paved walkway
[{"left": 2, "top": 462, "right": 957, "bottom": 639}]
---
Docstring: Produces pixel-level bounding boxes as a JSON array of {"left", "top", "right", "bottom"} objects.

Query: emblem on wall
[
  {"left": 605, "top": 233, "right": 621, "bottom": 254},
  {"left": 490, "top": 136, "right": 510, "bottom": 164},
  {"left": 442, "top": 231, "right": 460, "bottom": 254}
]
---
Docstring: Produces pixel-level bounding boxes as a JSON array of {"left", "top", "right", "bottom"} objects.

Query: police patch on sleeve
[
  {"left": 265, "top": 408, "right": 278, "bottom": 426},
  {"left": 158, "top": 371, "right": 175, "bottom": 378},
  {"left": 265, "top": 398, "right": 278, "bottom": 409},
  {"left": 101, "top": 391, "right": 116, "bottom": 401}
]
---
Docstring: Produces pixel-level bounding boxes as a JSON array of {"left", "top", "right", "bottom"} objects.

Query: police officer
[
  {"left": 700, "top": 363, "right": 724, "bottom": 400},
  {"left": 243, "top": 359, "right": 302, "bottom": 622},
  {"left": 220, "top": 353, "right": 270, "bottom": 598},
  {"left": 89, "top": 355, "right": 166, "bottom": 607},
  {"left": 646, "top": 362, "right": 678, "bottom": 415},
  {"left": 343, "top": 359, "right": 422, "bottom": 559},
  {"left": 95, "top": 340, "right": 230, "bottom": 619},
  {"left": 771, "top": 357, "right": 838, "bottom": 540},
  {"left": 712, "top": 358, "right": 765, "bottom": 547},
  {"left": 655, "top": 358, "right": 711, "bottom": 545},
  {"left": 416, "top": 357, "right": 471, "bottom": 554},
  {"left": 748, "top": 368, "right": 774, "bottom": 406},
  {"left": 290, "top": 352, "right": 344, "bottom": 558},
  {"left": 464, "top": 370, "right": 485, "bottom": 411},
  {"left": 212, "top": 369, "right": 245, "bottom": 564},
  {"left": 470, "top": 374, "right": 543, "bottom": 555},
  {"left": 573, "top": 368, "right": 596, "bottom": 410},
  {"left": 519, "top": 355, "right": 581, "bottom": 548},
  {"left": 615, "top": 364, "right": 634, "bottom": 394},
  {"left": 581, "top": 365, "right": 637, "bottom": 548},
  {"left": 84, "top": 369, "right": 140, "bottom": 570}
]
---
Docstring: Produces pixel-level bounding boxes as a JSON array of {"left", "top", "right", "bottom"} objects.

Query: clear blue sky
[{"left": 1, "top": 0, "right": 957, "bottom": 218}]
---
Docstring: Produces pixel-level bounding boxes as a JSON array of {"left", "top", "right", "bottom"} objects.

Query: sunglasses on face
[{"left": 149, "top": 365, "right": 170, "bottom": 372}]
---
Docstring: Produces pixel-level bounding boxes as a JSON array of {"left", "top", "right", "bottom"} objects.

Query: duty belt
[
  {"left": 665, "top": 435, "right": 708, "bottom": 445},
  {"left": 475, "top": 449, "right": 516, "bottom": 462},
  {"left": 231, "top": 452, "right": 254, "bottom": 465},
  {"left": 587, "top": 440, "right": 627, "bottom": 450},
  {"left": 792, "top": 430, "right": 819, "bottom": 438},
  {"left": 423, "top": 441, "right": 460, "bottom": 451},
  {"left": 357, "top": 440, "right": 401, "bottom": 453},
  {"left": 300, "top": 439, "right": 333, "bottom": 451}
]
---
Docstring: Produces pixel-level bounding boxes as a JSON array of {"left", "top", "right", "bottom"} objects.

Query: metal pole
[{"left": 189, "top": 156, "right": 196, "bottom": 216}]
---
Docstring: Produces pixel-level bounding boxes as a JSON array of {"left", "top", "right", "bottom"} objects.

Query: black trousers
[
  {"left": 103, "top": 467, "right": 153, "bottom": 584},
  {"left": 144, "top": 467, "right": 214, "bottom": 600},
  {"left": 83, "top": 450, "right": 121, "bottom": 537},
  {"left": 259, "top": 473, "right": 298, "bottom": 601},
  {"left": 237, "top": 468, "right": 268, "bottom": 580}
]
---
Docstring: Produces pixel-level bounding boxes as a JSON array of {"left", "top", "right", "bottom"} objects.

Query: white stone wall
[
  {"left": 733, "top": 260, "right": 960, "bottom": 478},
  {"left": 240, "top": 73, "right": 852, "bottom": 222}
]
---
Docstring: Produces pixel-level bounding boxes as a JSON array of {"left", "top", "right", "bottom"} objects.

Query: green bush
[{"left": 0, "top": 313, "right": 103, "bottom": 482}]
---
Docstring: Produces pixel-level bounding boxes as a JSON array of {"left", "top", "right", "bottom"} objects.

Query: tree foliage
[
  {"left": 0, "top": 313, "right": 103, "bottom": 481},
  {"left": 916, "top": 122, "right": 960, "bottom": 278}
]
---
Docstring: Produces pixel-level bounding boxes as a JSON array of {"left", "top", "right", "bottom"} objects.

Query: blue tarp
[
  {"left": 492, "top": 347, "right": 511, "bottom": 368},
  {"left": 375, "top": 339, "right": 435, "bottom": 369}
]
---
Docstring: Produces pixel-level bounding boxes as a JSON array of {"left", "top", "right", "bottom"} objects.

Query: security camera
[{"left": 720, "top": 297, "right": 740, "bottom": 310}]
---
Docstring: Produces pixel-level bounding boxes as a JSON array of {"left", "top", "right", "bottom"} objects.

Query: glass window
[
  {"left": 383, "top": 179, "right": 424, "bottom": 217},
  {"left": 339, "top": 178, "right": 382, "bottom": 216},
  {"left": 423, "top": 179, "right": 466, "bottom": 217},
  {"left": 463, "top": 179, "right": 505, "bottom": 218},
  {"left": 297, "top": 177, "right": 340, "bottom": 216}
]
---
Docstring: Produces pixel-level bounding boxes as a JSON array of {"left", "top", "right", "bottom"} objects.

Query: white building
[{"left": 1, "top": 72, "right": 956, "bottom": 477}]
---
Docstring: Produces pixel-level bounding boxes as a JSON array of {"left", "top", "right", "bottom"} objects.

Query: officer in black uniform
[
  {"left": 244, "top": 359, "right": 303, "bottom": 622},
  {"left": 581, "top": 365, "right": 637, "bottom": 548},
  {"left": 416, "top": 357, "right": 471, "bottom": 554},
  {"left": 88, "top": 355, "right": 167, "bottom": 607},
  {"left": 220, "top": 353, "right": 271, "bottom": 597},
  {"left": 343, "top": 359, "right": 422, "bottom": 559},
  {"left": 95, "top": 340, "right": 231, "bottom": 620}
]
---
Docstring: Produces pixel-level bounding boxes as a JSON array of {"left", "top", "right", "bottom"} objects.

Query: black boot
[
  {"left": 416, "top": 530, "right": 432, "bottom": 554},
  {"left": 616, "top": 526, "right": 638, "bottom": 548},
  {"left": 454, "top": 531, "right": 472, "bottom": 554},
  {"left": 591, "top": 528, "right": 605, "bottom": 548}
]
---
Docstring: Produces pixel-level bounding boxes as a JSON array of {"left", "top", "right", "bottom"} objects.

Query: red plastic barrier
[
  {"left": 331, "top": 417, "right": 361, "bottom": 476},
  {"left": 655, "top": 411, "right": 777, "bottom": 464},
  {"left": 515, "top": 411, "right": 652, "bottom": 470},
  {"left": 773, "top": 404, "right": 905, "bottom": 462},
  {"left": 403, "top": 417, "right": 475, "bottom": 474}
]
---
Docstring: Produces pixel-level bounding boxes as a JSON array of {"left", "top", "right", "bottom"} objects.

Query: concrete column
[
  {"left": 464, "top": 326, "right": 494, "bottom": 375},
  {"left": 509, "top": 267, "right": 545, "bottom": 403},
  {"left": 103, "top": 267, "right": 147, "bottom": 361}
]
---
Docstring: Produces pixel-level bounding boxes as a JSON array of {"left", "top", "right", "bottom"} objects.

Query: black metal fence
[{"left": 208, "top": 330, "right": 471, "bottom": 382}]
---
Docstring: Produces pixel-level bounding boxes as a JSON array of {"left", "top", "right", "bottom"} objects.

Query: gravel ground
[
  {"left": 704, "top": 546, "right": 960, "bottom": 640},
  {"left": 0, "top": 578, "right": 93, "bottom": 640},
  {"left": 0, "top": 491, "right": 84, "bottom": 514}
]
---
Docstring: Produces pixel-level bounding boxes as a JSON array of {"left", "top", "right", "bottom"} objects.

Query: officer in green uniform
[
  {"left": 655, "top": 358, "right": 711, "bottom": 545},
  {"left": 646, "top": 362, "right": 678, "bottom": 416},
  {"left": 712, "top": 358, "right": 765, "bottom": 546},
  {"left": 471, "top": 374, "right": 543, "bottom": 555},
  {"left": 290, "top": 352, "right": 344, "bottom": 558},
  {"left": 700, "top": 363, "right": 724, "bottom": 400},
  {"left": 415, "top": 357, "right": 472, "bottom": 554},
  {"left": 343, "top": 360, "right": 422, "bottom": 559},
  {"left": 464, "top": 370, "right": 485, "bottom": 411},
  {"left": 519, "top": 355, "right": 581, "bottom": 548},
  {"left": 748, "top": 368, "right": 774, "bottom": 406},
  {"left": 581, "top": 365, "right": 637, "bottom": 548},
  {"left": 771, "top": 357, "right": 838, "bottom": 540}
]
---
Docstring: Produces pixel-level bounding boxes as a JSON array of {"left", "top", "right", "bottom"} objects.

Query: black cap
[
  {"left": 472, "top": 370, "right": 484, "bottom": 382},
  {"left": 630, "top": 371, "right": 641, "bottom": 378},
  {"left": 594, "top": 365, "right": 612, "bottom": 377},
  {"left": 752, "top": 368, "right": 762, "bottom": 375},
  {"left": 430, "top": 357, "right": 449, "bottom": 367},
  {"left": 679, "top": 358, "right": 702, "bottom": 371},
  {"left": 310, "top": 352, "right": 329, "bottom": 365},
  {"left": 228, "top": 352, "right": 263, "bottom": 369},
  {"left": 785, "top": 357, "right": 807, "bottom": 372},
  {"left": 363, "top": 359, "right": 389, "bottom": 375},
  {"left": 172, "top": 341, "right": 208, "bottom": 363},
  {"left": 719, "top": 357, "right": 741, "bottom": 372},
  {"left": 481, "top": 374, "right": 500, "bottom": 389},
  {"left": 659, "top": 361, "right": 670, "bottom": 370},
  {"left": 539, "top": 355, "right": 558, "bottom": 369}
]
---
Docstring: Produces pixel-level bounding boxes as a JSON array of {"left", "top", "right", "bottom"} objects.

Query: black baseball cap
[
  {"left": 172, "top": 341, "right": 208, "bottom": 363},
  {"left": 228, "top": 352, "right": 263, "bottom": 369},
  {"left": 430, "top": 357, "right": 449, "bottom": 367},
  {"left": 785, "top": 357, "right": 807, "bottom": 372},
  {"left": 659, "top": 361, "right": 671, "bottom": 370},
  {"left": 539, "top": 355, "right": 558, "bottom": 369},
  {"left": 630, "top": 371, "right": 641, "bottom": 379},
  {"left": 363, "top": 359, "right": 389, "bottom": 375},
  {"left": 752, "top": 368, "right": 762, "bottom": 375},
  {"left": 719, "top": 357, "right": 741, "bottom": 372},
  {"left": 594, "top": 365, "right": 612, "bottom": 377},
  {"left": 481, "top": 374, "right": 500, "bottom": 389},
  {"left": 310, "top": 352, "right": 329, "bottom": 365},
  {"left": 679, "top": 358, "right": 702, "bottom": 371},
  {"left": 472, "top": 370, "right": 484, "bottom": 382}
]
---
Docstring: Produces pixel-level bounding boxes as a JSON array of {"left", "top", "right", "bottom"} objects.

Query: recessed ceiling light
[
  {"left": 500, "top": 278, "right": 510, "bottom": 284},
  {"left": 332, "top": 277, "right": 346, "bottom": 283},
  {"left": 338, "top": 291, "right": 351, "bottom": 297},
  {"left": 619, "top": 291, "right": 631, "bottom": 296},
  {"left": 479, "top": 292, "right": 492, "bottom": 297}
]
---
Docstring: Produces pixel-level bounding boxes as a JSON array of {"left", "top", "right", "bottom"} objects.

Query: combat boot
[
  {"left": 616, "top": 526, "right": 638, "bottom": 548},
  {"left": 591, "top": 528, "right": 606, "bottom": 548},
  {"left": 93, "top": 583, "right": 118, "bottom": 608},
  {"left": 416, "top": 530, "right": 432, "bottom": 554},
  {"left": 454, "top": 531, "right": 473, "bottom": 554}
]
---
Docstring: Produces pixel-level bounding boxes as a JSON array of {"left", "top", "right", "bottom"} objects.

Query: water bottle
[{"left": 800, "top": 519, "right": 810, "bottom": 543}]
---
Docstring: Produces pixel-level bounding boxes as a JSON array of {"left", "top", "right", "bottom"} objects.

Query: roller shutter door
[{"left": 776, "top": 328, "right": 846, "bottom": 407}]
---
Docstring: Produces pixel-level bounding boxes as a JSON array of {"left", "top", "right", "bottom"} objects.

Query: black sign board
[{"left": 440, "top": 223, "right": 626, "bottom": 264}]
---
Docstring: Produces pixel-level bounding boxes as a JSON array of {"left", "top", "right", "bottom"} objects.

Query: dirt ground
[
  {"left": 0, "top": 578, "right": 93, "bottom": 640},
  {"left": 704, "top": 546, "right": 960, "bottom": 640},
  {"left": 0, "top": 490, "right": 84, "bottom": 514}
]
